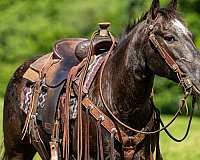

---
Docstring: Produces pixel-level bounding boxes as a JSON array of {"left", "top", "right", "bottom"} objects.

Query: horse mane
[
  {"left": 124, "top": 12, "right": 148, "bottom": 35},
  {"left": 123, "top": 8, "right": 183, "bottom": 36}
]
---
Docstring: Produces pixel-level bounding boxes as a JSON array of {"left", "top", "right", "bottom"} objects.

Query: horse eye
[{"left": 164, "top": 36, "right": 176, "bottom": 43}]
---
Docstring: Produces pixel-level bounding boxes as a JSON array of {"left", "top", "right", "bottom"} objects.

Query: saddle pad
[
  {"left": 21, "top": 53, "right": 106, "bottom": 134},
  {"left": 70, "top": 54, "right": 105, "bottom": 119},
  {"left": 21, "top": 82, "right": 63, "bottom": 134},
  {"left": 21, "top": 83, "right": 47, "bottom": 120}
]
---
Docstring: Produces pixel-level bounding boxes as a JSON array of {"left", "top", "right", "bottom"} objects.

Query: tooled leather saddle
[
  {"left": 21, "top": 23, "right": 161, "bottom": 160},
  {"left": 23, "top": 34, "right": 113, "bottom": 133}
]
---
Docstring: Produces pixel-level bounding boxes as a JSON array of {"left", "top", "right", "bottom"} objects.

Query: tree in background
[{"left": 0, "top": 0, "right": 199, "bottom": 114}]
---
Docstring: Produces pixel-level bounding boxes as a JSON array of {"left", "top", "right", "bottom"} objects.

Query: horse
[{"left": 3, "top": 0, "right": 200, "bottom": 159}]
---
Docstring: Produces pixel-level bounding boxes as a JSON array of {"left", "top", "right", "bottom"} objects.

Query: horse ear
[
  {"left": 149, "top": 0, "right": 160, "bottom": 19},
  {"left": 168, "top": 0, "right": 177, "bottom": 11}
]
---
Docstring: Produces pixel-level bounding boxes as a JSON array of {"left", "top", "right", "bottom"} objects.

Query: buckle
[{"left": 181, "top": 77, "right": 193, "bottom": 92}]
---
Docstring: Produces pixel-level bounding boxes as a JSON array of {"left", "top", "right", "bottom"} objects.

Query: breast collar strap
[{"left": 81, "top": 96, "right": 156, "bottom": 156}]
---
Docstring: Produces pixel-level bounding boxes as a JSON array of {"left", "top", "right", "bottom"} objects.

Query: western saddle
[
  {"left": 22, "top": 22, "right": 159, "bottom": 160},
  {"left": 22, "top": 23, "right": 114, "bottom": 159}
]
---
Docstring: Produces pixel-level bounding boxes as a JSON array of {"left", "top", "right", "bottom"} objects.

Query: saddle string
[
  {"left": 21, "top": 58, "right": 53, "bottom": 159},
  {"left": 22, "top": 80, "right": 41, "bottom": 140},
  {"left": 84, "top": 108, "right": 90, "bottom": 160},
  {"left": 70, "top": 30, "right": 117, "bottom": 159},
  {"left": 62, "top": 30, "right": 98, "bottom": 159},
  {"left": 63, "top": 67, "right": 75, "bottom": 159},
  {"left": 76, "top": 31, "right": 99, "bottom": 160},
  {"left": 22, "top": 54, "right": 54, "bottom": 139},
  {"left": 63, "top": 58, "right": 87, "bottom": 159},
  {"left": 97, "top": 118, "right": 104, "bottom": 160},
  {"left": 62, "top": 58, "right": 87, "bottom": 160}
]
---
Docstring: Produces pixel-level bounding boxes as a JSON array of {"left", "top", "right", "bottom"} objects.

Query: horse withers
[{"left": 3, "top": 0, "right": 200, "bottom": 159}]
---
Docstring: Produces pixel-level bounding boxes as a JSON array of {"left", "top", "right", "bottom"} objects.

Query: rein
[
  {"left": 63, "top": 24, "right": 196, "bottom": 159},
  {"left": 99, "top": 30, "right": 195, "bottom": 137},
  {"left": 149, "top": 32, "right": 195, "bottom": 142}
]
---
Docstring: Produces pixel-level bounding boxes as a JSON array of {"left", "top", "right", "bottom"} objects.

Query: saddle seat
[
  {"left": 25, "top": 37, "right": 112, "bottom": 87},
  {"left": 75, "top": 36, "right": 113, "bottom": 61}
]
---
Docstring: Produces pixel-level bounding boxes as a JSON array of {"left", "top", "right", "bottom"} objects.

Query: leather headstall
[
  {"left": 148, "top": 29, "right": 196, "bottom": 144},
  {"left": 149, "top": 33, "right": 193, "bottom": 93}
]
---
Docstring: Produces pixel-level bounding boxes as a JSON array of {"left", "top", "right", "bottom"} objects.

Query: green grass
[
  {"left": 160, "top": 115, "right": 200, "bottom": 159},
  {"left": 1, "top": 97, "right": 200, "bottom": 159},
  {"left": 0, "top": 98, "right": 3, "bottom": 139}
]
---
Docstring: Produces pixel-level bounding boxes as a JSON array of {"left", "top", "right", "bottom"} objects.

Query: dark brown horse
[{"left": 3, "top": 0, "right": 200, "bottom": 159}]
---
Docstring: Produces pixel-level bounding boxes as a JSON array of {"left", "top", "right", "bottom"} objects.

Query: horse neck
[{"left": 101, "top": 22, "right": 155, "bottom": 129}]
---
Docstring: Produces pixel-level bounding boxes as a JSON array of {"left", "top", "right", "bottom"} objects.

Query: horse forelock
[{"left": 171, "top": 19, "right": 188, "bottom": 35}]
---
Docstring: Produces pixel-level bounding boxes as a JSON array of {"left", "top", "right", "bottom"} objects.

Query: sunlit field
[{"left": 1, "top": 98, "right": 200, "bottom": 159}]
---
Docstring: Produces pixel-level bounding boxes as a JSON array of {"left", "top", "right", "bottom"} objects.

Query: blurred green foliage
[{"left": 0, "top": 0, "right": 200, "bottom": 114}]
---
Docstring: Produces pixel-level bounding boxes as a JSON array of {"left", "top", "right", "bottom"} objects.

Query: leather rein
[
  {"left": 63, "top": 27, "right": 196, "bottom": 160},
  {"left": 98, "top": 29, "right": 195, "bottom": 139}
]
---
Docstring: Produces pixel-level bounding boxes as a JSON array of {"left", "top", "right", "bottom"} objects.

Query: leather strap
[
  {"left": 81, "top": 97, "right": 121, "bottom": 142},
  {"left": 62, "top": 65, "right": 79, "bottom": 159},
  {"left": 29, "top": 115, "right": 50, "bottom": 160},
  {"left": 97, "top": 119, "right": 104, "bottom": 160},
  {"left": 22, "top": 80, "right": 41, "bottom": 139},
  {"left": 81, "top": 97, "right": 155, "bottom": 152},
  {"left": 149, "top": 34, "right": 184, "bottom": 75},
  {"left": 149, "top": 33, "right": 194, "bottom": 93},
  {"left": 84, "top": 108, "right": 90, "bottom": 160}
]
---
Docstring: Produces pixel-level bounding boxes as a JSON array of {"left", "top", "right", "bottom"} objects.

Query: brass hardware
[
  {"left": 183, "top": 78, "right": 193, "bottom": 89},
  {"left": 149, "top": 25, "right": 154, "bottom": 30}
]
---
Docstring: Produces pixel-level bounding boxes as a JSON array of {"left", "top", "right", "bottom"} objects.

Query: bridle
[
  {"left": 149, "top": 33, "right": 194, "bottom": 93},
  {"left": 99, "top": 24, "right": 196, "bottom": 138}
]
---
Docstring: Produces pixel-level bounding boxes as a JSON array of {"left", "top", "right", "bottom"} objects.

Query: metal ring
[
  {"left": 99, "top": 115, "right": 105, "bottom": 121},
  {"left": 111, "top": 128, "right": 117, "bottom": 134},
  {"left": 89, "top": 104, "right": 93, "bottom": 109},
  {"left": 149, "top": 25, "right": 154, "bottom": 30}
]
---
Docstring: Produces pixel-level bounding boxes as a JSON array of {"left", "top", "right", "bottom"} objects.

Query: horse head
[{"left": 144, "top": 0, "right": 200, "bottom": 95}]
